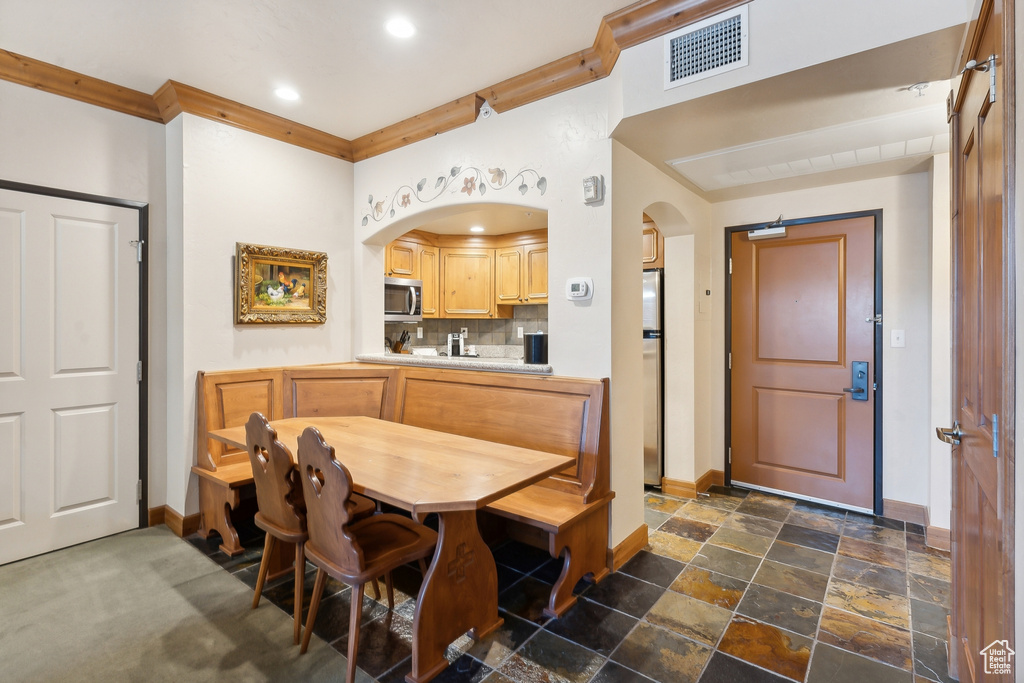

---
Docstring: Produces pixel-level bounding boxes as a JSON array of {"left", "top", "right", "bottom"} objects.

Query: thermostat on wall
[
  {"left": 566, "top": 277, "right": 594, "bottom": 301},
  {"left": 582, "top": 175, "right": 604, "bottom": 204}
]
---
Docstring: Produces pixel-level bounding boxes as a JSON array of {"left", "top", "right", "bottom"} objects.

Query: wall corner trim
[{"left": 611, "top": 523, "right": 649, "bottom": 570}]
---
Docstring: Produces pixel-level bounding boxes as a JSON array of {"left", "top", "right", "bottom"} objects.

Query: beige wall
[
  {"left": 709, "top": 171, "right": 949, "bottom": 521},
  {"left": 166, "top": 114, "right": 354, "bottom": 515},
  {"left": 0, "top": 80, "right": 169, "bottom": 508}
]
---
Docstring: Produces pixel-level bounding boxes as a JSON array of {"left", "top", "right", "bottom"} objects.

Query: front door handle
[
  {"left": 935, "top": 422, "right": 964, "bottom": 445},
  {"left": 843, "top": 361, "right": 869, "bottom": 401}
]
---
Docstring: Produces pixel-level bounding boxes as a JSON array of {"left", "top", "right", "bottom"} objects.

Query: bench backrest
[
  {"left": 394, "top": 368, "right": 609, "bottom": 503},
  {"left": 284, "top": 364, "right": 400, "bottom": 420},
  {"left": 195, "top": 363, "right": 610, "bottom": 504},
  {"left": 195, "top": 368, "right": 285, "bottom": 470}
]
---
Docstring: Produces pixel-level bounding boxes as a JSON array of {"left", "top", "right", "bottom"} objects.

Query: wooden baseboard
[
  {"left": 661, "top": 470, "right": 724, "bottom": 499},
  {"left": 162, "top": 506, "right": 201, "bottom": 538},
  {"left": 147, "top": 506, "right": 166, "bottom": 528},
  {"left": 926, "top": 525, "right": 951, "bottom": 551},
  {"left": 661, "top": 477, "right": 697, "bottom": 499},
  {"left": 882, "top": 498, "right": 929, "bottom": 526},
  {"left": 882, "top": 498, "right": 950, "bottom": 550},
  {"left": 696, "top": 469, "right": 725, "bottom": 492},
  {"left": 610, "top": 524, "right": 648, "bottom": 571}
]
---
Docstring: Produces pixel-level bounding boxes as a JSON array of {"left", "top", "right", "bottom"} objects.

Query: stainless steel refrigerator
[{"left": 643, "top": 269, "right": 664, "bottom": 486}]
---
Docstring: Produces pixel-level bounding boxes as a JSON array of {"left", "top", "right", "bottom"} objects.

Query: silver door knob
[{"left": 935, "top": 422, "right": 964, "bottom": 445}]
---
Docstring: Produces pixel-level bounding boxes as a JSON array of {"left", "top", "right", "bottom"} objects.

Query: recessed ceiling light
[
  {"left": 274, "top": 87, "right": 300, "bottom": 101},
  {"left": 385, "top": 17, "right": 416, "bottom": 38},
  {"left": 470, "top": 226, "right": 485, "bottom": 233}
]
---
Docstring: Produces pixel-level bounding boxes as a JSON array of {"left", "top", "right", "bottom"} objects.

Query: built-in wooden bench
[{"left": 193, "top": 362, "right": 612, "bottom": 617}]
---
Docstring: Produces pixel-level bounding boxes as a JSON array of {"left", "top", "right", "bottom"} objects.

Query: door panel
[
  {"left": 0, "top": 189, "right": 139, "bottom": 565},
  {"left": 731, "top": 216, "right": 875, "bottom": 510},
  {"left": 946, "top": 0, "right": 1014, "bottom": 678}
]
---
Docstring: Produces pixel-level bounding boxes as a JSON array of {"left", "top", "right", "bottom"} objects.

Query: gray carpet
[{"left": 0, "top": 526, "right": 367, "bottom": 682}]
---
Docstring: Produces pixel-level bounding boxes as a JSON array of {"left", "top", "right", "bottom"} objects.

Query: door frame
[
  {"left": 0, "top": 179, "right": 150, "bottom": 528},
  {"left": 724, "top": 209, "right": 884, "bottom": 514}
]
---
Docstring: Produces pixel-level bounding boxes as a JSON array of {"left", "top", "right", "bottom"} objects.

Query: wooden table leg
[{"left": 407, "top": 509, "right": 502, "bottom": 683}]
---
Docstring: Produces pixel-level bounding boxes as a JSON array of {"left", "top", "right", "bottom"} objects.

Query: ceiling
[
  {"left": 0, "top": 2, "right": 966, "bottom": 203},
  {"left": 0, "top": 0, "right": 625, "bottom": 140}
]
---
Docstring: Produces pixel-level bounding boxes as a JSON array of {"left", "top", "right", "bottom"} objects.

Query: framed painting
[{"left": 235, "top": 243, "right": 328, "bottom": 324}]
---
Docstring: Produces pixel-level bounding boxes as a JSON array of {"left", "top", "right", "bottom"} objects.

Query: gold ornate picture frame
[{"left": 235, "top": 243, "right": 327, "bottom": 324}]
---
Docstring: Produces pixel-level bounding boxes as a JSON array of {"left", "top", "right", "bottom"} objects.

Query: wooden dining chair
[
  {"left": 296, "top": 426, "right": 437, "bottom": 682},
  {"left": 245, "top": 412, "right": 376, "bottom": 645}
]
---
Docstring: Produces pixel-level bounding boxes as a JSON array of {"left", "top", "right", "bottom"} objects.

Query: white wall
[
  {"left": 928, "top": 155, "right": 952, "bottom": 529},
  {"left": 614, "top": 0, "right": 968, "bottom": 123},
  {"left": 0, "top": 81, "right": 169, "bottom": 508},
  {"left": 352, "top": 82, "right": 650, "bottom": 543},
  {"left": 166, "top": 114, "right": 354, "bottom": 515},
  {"left": 710, "top": 171, "right": 947, "bottom": 522}
]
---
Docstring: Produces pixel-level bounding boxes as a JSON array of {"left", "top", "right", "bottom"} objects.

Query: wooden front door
[
  {"left": 943, "top": 0, "right": 1015, "bottom": 679},
  {"left": 0, "top": 188, "right": 141, "bottom": 565},
  {"left": 730, "top": 215, "right": 877, "bottom": 510}
]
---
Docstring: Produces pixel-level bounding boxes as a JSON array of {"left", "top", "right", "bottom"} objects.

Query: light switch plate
[{"left": 891, "top": 329, "right": 905, "bottom": 347}]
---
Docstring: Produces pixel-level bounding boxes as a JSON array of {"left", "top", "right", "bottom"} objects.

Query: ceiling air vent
[{"left": 664, "top": 5, "right": 748, "bottom": 89}]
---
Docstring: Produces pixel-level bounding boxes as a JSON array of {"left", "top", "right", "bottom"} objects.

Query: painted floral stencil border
[{"left": 362, "top": 165, "right": 547, "bottom": 225}]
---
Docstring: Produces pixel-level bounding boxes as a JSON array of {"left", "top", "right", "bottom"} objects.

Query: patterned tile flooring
[{"left": 186, "top": 486, "right": 954, "bottom": 683}]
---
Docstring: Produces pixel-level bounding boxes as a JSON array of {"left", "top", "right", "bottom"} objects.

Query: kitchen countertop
[{"left": 355, "top": 353, "right": 552, "bottom": 375}]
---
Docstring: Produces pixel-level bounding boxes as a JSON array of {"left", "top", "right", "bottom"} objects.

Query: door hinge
[
  {"left": 136, "top": 480, "right": 143, "bottom": 502},
  {"left": 729, "top": 258, "right": 733, "bottom": 275},
  {"left": 728, "top": 352, "right": 732, "bottom": 370},
  {"left": 728, "top": 447, "right": 732, "bottom": 464},
  {"left": 129, "top": 239, "right": 145, "bottom": 263},
  {"left": 961, "top": 54, "right": 997, "bottom": 103},
  {"left": 136, "top": 361, "right": 143, "bottom": 383},
  {"left": 992, "top": 414, "right": 999, "bottom": 457}
]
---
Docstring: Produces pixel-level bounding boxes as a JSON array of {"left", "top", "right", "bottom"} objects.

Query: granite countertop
[{"left": 355, "top": 353, "right": 552, "bottom": 375}]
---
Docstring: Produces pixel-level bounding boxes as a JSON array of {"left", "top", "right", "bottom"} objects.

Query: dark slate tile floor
[{"left": 185, "top": 486, "right": 953, "bottom": 682}]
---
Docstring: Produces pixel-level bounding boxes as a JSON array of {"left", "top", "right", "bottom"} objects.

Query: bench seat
[
  {"left": 193, "top": 363, "right": 612, "bottom": 618},
  {"left": 191, "top": 462, "right": 256, "bottom": 556},
  {"left": 486, "top": 486, "right": 614, "bottom": 616}
]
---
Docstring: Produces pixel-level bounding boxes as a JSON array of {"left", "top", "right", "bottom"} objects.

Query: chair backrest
[
  {"left": 245, "top": 412, "right": 305, "bottom": 534},
  {"left": 296, "top": 426, "right": 364, "bottom": 575}
]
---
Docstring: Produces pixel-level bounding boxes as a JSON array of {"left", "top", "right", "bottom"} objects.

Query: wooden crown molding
[
  {"left": 0, "top": 49, "right": 163, "bottom": 122},
  {"left": 154, "top": 80, "right": 354, "bottom": 161},
  {"left": 1, "top": 0, "right": 749, "bottom": 160},
  {"left": 351, "top": 95, "right": 483, "bottom": 162}
]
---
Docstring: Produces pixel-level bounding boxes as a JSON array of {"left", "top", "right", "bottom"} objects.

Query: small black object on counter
[{"left": 523, "top": 332, "right": 547, "bottom": 364}]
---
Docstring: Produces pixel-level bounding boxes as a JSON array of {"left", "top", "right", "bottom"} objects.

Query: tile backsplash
[{"left": 385, "top": 304, "right": 547, "bottom": 348}]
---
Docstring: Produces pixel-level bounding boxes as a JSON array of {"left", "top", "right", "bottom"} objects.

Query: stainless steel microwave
[{"left": 384, "top": 276, "right": 423, "bottom": 322}]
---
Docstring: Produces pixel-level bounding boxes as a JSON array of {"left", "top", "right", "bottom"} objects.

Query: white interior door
[{"left": 0, "top": 189, "right": 140, "bottom": 565}]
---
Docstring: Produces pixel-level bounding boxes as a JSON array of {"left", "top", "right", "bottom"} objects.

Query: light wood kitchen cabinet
[
  {"left": 440, "top": 248, "right": 495, "bottom": 318},
  {"left": 384, "top": 228, "right": 545, "bottom": 318},
  {"left": 496, "top": 242, "right": 548, "bottom": 305},
  {"left": 643, "top": 222, "right": 664, "bottom": 269},
  {"left": 417, "top": 244, "right": 439, "bottom": 317},
  {"left": 385, "top": 238, "right": 418, "bottom": 277}
]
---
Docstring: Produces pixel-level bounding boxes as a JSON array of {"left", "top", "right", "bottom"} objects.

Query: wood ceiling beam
[
  {"left": 0, "top": 49, "right": 163, "bottom": 122},
  {"left": 0, "top": 0, "right": 750, "bottom": 161},
  {"left": 154, "top": 80, "right": 354, "bottom": 161}
]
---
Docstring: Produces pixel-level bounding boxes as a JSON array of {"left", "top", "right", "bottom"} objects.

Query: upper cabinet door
[
  {"left": 385, "top": 238, "right": 417, "bottom": 278},
  {"left": 523, "top": 242, "right": 548, "bottom": 303},
  {"left": 495, "top": 247, "right": 523, "bottom": 303},
  {"left": 642, "top": 223, "right": 663, "bottom": 269},
  {"left": 418, "top": 245, "right": 439, "bottom": 317},
  {"left": 441, "top": 248, "right": 494, "bottom": 318}
]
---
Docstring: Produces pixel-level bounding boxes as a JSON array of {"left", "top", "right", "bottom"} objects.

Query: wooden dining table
[{"left": 208, "top": 415, "right": 573, "bottom": 683}]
